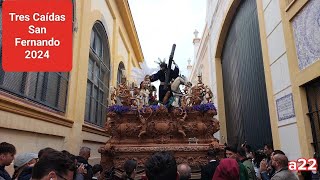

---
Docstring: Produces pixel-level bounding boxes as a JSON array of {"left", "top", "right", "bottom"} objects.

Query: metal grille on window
[
  {"left": 0, "top": 4, "right": 68, "bottom": 112},
  {"left": 306, "top": 78, "right": 320, "bottom": 166},
  {"left": 85, "top": 23, "right": 110, "bottom": 127},
  {"left": 0, "top": 69, "right": 69, "bottom": 112}
]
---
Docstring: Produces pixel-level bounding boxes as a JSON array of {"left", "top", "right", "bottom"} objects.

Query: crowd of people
[
  {"left": 119, "top": 144, "right": 302, "bottom": 180},
  {"left": 0, "top": 142, "right": 102, "bottom": 180},
  {"left": 0, "top": 141, "right": 312, "bottom": 180}
]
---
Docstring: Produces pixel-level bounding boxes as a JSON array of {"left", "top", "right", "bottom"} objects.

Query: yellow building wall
[
  {"left": 277, "top": 0, "right": 319, "bottom": 158},
  {"left": 0, "top": 0, "right": 143, "bottom": 174}
]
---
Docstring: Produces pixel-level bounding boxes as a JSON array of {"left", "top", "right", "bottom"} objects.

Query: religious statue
[
  {"left": 139, "top": 80, "right": 150, "bottom": 106},
  {"left": 110, "top": 86, "right": 117, "bottom": 105},
  {"left": 204, "top": 85, "right": 213, "bottom": 103},
  {"left": 117, "top": 75, "right": 131, "bottom": 106},
  {"left": 150, "top": 58, "right": 179, "bottom": 104}
]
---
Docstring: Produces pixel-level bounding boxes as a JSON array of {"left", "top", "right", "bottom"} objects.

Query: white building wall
[{"left": 263, "top": 0, "right": 301, "bottom": 161}]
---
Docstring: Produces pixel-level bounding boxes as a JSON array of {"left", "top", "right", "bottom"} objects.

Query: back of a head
[
  {"left": 264, "top": 144, "right": 274, "bottom": 151},
  {"left": 274, "top": 154, "right": 288, "bottom": 168},
  {"left": 225, "top": 145, "right": 237, "bottom": 154},
  {"left": 207, "top": 150, "right": 217, "bottom": 159},
  {"left": 61, "top": 150, "right": 76, "bottom": 163},
  {"left": 244, "top": 144, "right": 252, "bottom": 152},
  {"left": 253, "top": 150, "right": 267, "bottom": 166},
  {"left": 32, "top": 150, "right": 76, "bottom": 180},
  {"left": 177, "top": 164, "right": 191, "bottom": 180},
  {"left": 122, "top": 160, "right": 137, "bottom": 179},
  {"left": 213, "top": 158, "right": 239, "bottom": 180},
  {"left": 38, "top": 147, "right": 56, "bottom": 159},
  {"left": 237, "top": 147, "right": 246, "bottom": 158},
  {"left": 80, "top": 147, "right": 91, "bottom": 153},
  {"left": 79, "top": 147, "right": 91, "bottom": 159},
  {"left": 145, "top": 151, "right": 177, "bottom": 180},
  {"left": 0, "top": 142, "right": 16, "bottom": 154},
  {"left": 273, "top": 150, "right": 285, "bottom": 156}
]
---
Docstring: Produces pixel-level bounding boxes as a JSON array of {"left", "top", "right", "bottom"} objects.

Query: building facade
[
  {"left": 190, "top": 0, "right": 320, "bottom": 163},
  {"left": 0, "top": 0, "right": 143, "bottom": 168}
]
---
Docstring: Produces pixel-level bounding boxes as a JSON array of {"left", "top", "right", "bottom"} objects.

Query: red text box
[{"left": 2, "top": 0, "right": 72, "bottom": 72}]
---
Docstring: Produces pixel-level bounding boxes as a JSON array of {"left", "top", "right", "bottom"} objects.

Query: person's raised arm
[{"left": 150, "top": 71, "right": 160, "bottom": 82}]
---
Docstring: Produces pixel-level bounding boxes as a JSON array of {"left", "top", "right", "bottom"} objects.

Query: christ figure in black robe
[{"left": 150, "top": 62, "right": 179, "bottom": 103}]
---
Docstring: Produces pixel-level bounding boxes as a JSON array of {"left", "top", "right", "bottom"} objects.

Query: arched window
[
  {"left": 85, "top": 22, "right": 111, "bottom": 126},
  {"left": 117, "top": 62, "right": 125, "bottom": 84}
]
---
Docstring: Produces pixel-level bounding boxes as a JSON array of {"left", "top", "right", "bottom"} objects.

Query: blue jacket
[{"left": 0, "top": 166, "right": 11, "bottom": 180}]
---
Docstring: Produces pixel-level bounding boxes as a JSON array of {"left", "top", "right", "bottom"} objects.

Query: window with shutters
[{"left": 0, "top": 2, "right": 69, "bottom": 112}]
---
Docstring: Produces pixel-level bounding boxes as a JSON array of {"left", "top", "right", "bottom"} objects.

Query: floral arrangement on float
[
  {"left": 107, "top": 61, "right": 216, "bottom": 116},
  {"left": 107, "top": 103, "right": 217, "bottom": 114}
]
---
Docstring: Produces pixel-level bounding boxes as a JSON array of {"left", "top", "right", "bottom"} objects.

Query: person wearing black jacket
[
  {"left": 77, "top": 147, "right": 93, "bottom": 180},
  {"left": 201, "top": 150, "right": 219, "bottom": 180},
  {"left": 0, "top": 142, "right": 16, "bottom": 180}
]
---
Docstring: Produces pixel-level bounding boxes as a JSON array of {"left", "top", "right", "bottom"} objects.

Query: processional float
[{"left": 99, "top": 45, "right": 223, "bottom": 179}]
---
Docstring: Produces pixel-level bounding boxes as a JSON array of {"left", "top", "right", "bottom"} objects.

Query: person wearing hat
[{"left": 12, "top": 153, "right": 38, "bottom": 180}]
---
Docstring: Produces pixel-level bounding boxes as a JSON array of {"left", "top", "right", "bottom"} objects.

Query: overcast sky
[{"left": 128, "top": 0, "right": 206, "bottom": 76}]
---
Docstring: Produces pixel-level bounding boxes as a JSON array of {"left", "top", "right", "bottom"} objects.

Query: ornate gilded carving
[{"left": 105, "top": 106, "right": 219, "bottom": 143}]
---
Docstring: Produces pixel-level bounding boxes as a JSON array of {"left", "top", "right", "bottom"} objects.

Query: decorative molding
[
  {"left": 0, "top": 93, "right": 73, "bottom": 127},
  {"left": 105, "top": 0, "right": 116, "bottom": 20},
  {"left": 82, "top": 123, "right": 109, "bottom": 137},
  {"left": 113, "top": 145, "right": 210, "bottom": 153},
  {"left": 114, "top": 0, "right": 143, "bottom": 61},
  {"left": 276, "top": 93, "right": 295, "bottom": 121},
  {"left": 285, "top": 0, "right": 296, "bottom": 12}
]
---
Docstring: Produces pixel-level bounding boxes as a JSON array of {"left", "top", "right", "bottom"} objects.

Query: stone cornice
[
  {"left": 115, "top": 0, "right": 144, "bottom": 62},
  {"left": 0, "top": 92, "right": 73, "bottom": 128}
]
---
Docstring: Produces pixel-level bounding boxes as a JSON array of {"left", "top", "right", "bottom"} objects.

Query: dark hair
[
  {"left": 253, "top": 150, "right": 266, "bottom": 168},
  {"left": 264, "top": 144, "right": 274, "bottom": 151},
  {"left": 32, "top": 150, "right": 76, "bottom": 179},
  {"left": 237, "top": 147, "right": 246, "bottom": 157},
  {"left": 61, "top": 150, "right": 76, "bottom": 163},
  {"left": 92, "top": 164, "right": 103, "bottom": 175},
  {"left": 207, "top": 150, "right": 218, "bottom": 158},
  {"left": 244, "top": 144, "right": 252, "bottom": 152},
  {"left": 122, "top": 160, "right": 137, "bottom": 179},
  {"left": 145, "top": 151, "right": 177, "bottom": 180},
  {"left": 0, "top": 142, "right": 16, "bottom": 155},
  {"left": 273, "top": 150, "right": 285, "bottom": 156},
  {"left": 225, "top": 145, "right": 237, "bottom": 154},
  {"left": 160, "top": 63, "right": 167, "bottom": 69},
  {"left": 38, "top": 147, "right": 56, "bottom": 159}
]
